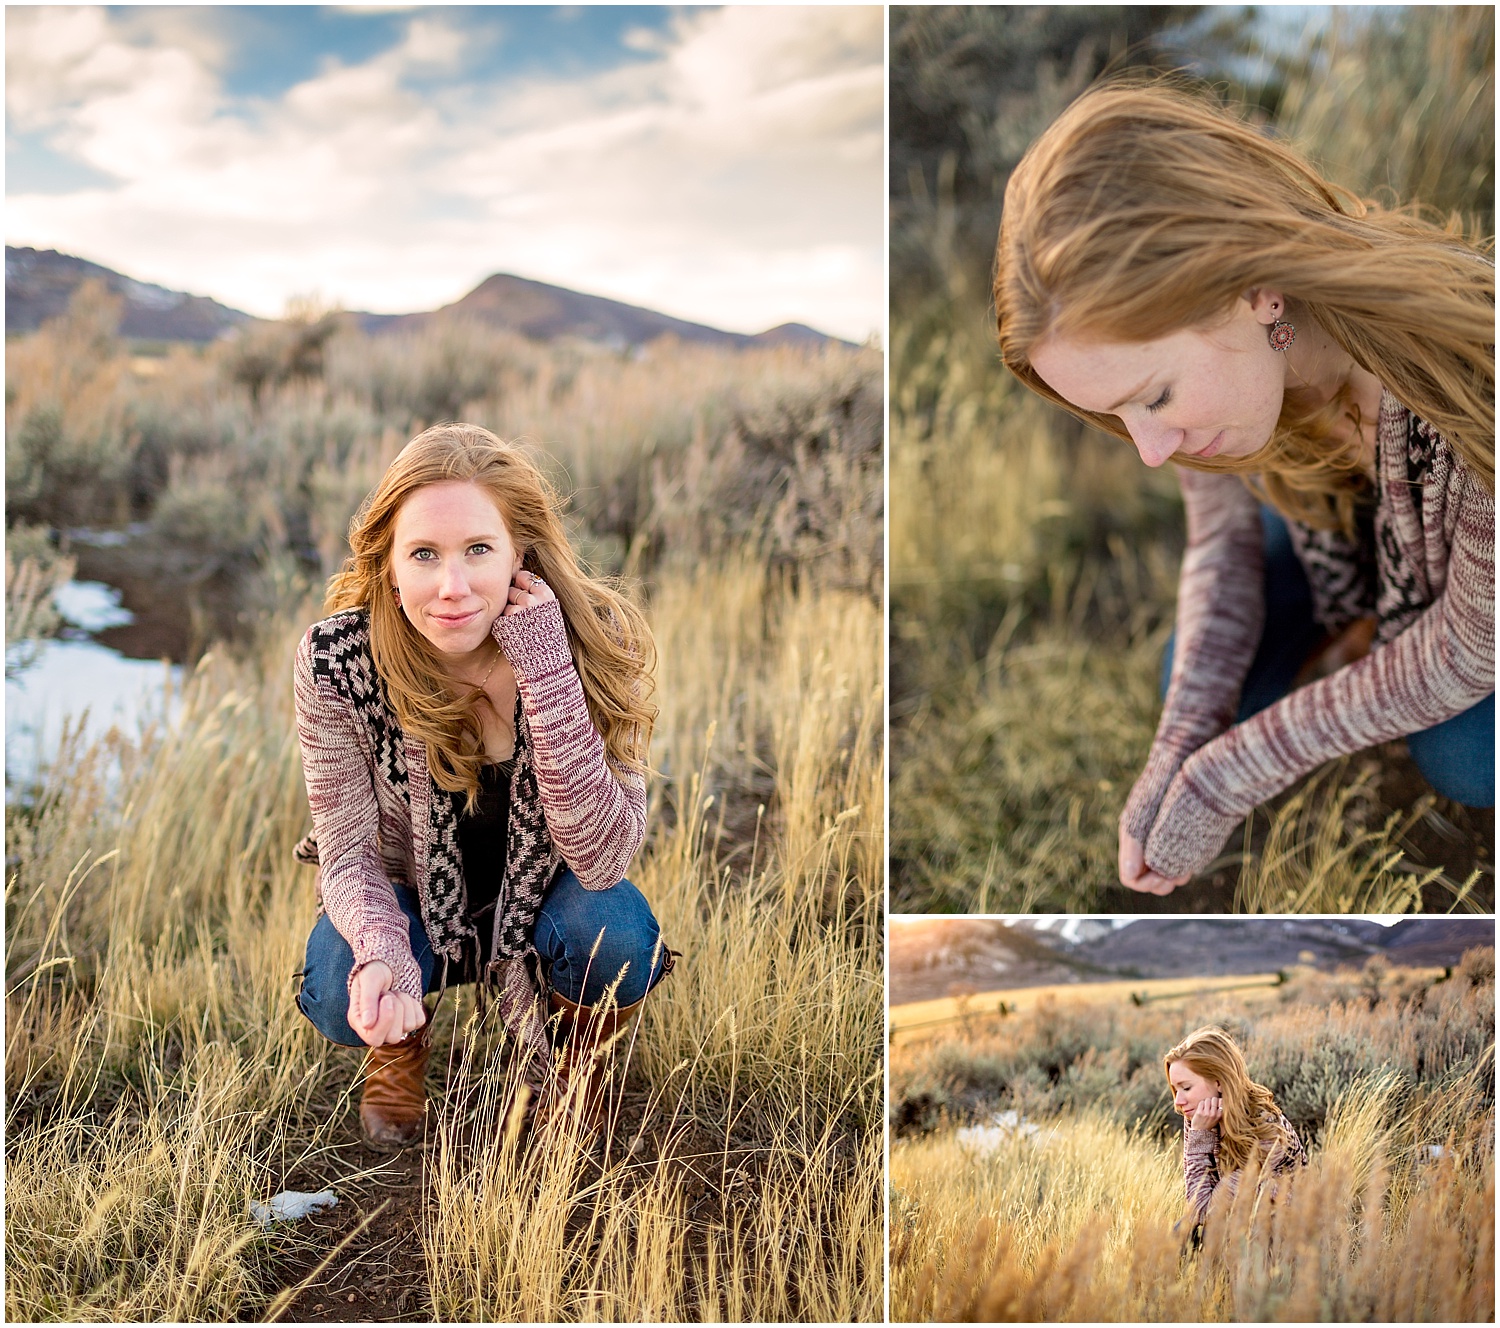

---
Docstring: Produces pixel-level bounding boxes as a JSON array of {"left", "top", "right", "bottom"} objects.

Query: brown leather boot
[
  {"left": 359, "top": 1030, "right": 430, "bottom": 1150},
  {"left": 538, "top": 989, "right": 646, "bottom": 1140}
]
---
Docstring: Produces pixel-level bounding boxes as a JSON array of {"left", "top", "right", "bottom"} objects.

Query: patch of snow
[{"left": 53, "top": 580, "right": 134, "bottom": 632}]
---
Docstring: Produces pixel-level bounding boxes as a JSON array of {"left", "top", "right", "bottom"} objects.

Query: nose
[
  {"left": 1125, "top": 416, "right": 1184, "bottom": 468},
  {"left": 437, "top": 560, "right": 470, "bottom": 599}
]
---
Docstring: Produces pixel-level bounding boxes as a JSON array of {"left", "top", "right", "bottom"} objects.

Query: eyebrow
[
  {"left": 397, "top": 531, "right": 502, "bottom": 550},
  {"left": 1106, "top": 376, "right": 1155, "bottom": 412}
]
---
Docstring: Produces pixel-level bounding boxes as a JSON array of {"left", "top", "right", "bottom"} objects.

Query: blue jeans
[
  {"left": 297, "top": 869, "right": 668, "bottom": 1047},
  {"left": 1162, "top": 507, "right": 1494, "bottom": 808}
]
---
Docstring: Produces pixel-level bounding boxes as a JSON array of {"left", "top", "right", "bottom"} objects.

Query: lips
[
  {"left": 1189, "top": 430, "right": 1226, "bottom": 459},
  {"left": 430, "top": 609, "right": 481, "bottom": 628}
]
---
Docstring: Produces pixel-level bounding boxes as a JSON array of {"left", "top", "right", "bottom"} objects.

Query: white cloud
[{"left": 5, "top": 5, "right": 884, "bottom": 340}]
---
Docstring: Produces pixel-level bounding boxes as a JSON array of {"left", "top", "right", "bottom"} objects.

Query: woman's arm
[
  {"left": 1143, "top": 461, "right": 1494, "bottom": 878},
  {"left": 294, "top": 629, "right": 424, "bottom": 1000},
  {"left": 494, "top": 600, "right": 648, "bottom": 891},
  {"left": 1184, "top": 1120, "right": 1223, "bottom": 1225},
  {"left": 1120, "top": 469, "right": 1266, "bottom": 852}
]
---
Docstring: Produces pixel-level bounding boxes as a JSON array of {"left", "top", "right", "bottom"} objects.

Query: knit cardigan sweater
[
  {"left": 1183, "top": 1113, "right": 1306, "bottom": 1225},
  {"left": 1123, "top": 390, "right": 1495, "bottom": 877},
  {"left": 293, "top": 599, "right": 647, "bottom": 1044}
]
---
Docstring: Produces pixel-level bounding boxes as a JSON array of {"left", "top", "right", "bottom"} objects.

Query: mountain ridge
[
  {"left": 890, "top": 917, "right": 1496, "bottom": 1006},
  {"left": 4, "top": 245, "right": 849, "bottom": 350}
]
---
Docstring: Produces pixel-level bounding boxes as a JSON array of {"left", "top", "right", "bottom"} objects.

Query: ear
[{"left": 1246, "top": 288, "right": 1286, "bottom": 326}]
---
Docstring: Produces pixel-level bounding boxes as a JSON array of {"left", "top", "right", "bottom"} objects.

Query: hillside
[
  {"left": 5, "top": 246, "right": 251, "bottom": 342},
  {"left": 890, "top": 916, "right": 1497, "bottom": 1005},
  {"left": 353, "top": 270, "right": 843, "bottom": 350},
  {"left": 5, "top": 246, "right": 846, "bottom": 350}
]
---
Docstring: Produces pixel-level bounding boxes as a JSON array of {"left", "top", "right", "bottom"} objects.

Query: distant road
[{"left": 888, "top": 970, "right": 1440, "bottom": 1044}]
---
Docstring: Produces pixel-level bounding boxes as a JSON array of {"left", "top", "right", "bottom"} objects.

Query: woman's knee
[
  {"left": 1407, "top": 693, "right": 1495, "bottom": 807},
  {"left": 535, "top": 871, "right": 666, "bottom": 1007},
  {"left": 296, "top": 914, "right": 366, "bottom": 1047}
]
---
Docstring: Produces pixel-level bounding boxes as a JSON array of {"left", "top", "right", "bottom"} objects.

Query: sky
[{"left": 6, "top": 5, "right": 884, "bottom": 341}]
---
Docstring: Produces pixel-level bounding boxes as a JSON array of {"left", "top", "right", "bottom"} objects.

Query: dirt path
[{"left": 253, "top": 1124, "right": 429, "bottom": 1324}]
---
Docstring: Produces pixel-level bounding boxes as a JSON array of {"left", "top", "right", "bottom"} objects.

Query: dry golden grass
[{"left": 891, "top": 971, "right": 1496, "bottom": 1321}]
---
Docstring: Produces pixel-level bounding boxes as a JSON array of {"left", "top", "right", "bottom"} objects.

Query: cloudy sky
[{"left": 6, "top": 5, "right": 883, "bottom": 341}]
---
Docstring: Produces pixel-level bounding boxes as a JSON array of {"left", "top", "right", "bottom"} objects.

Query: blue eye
[
  {"left": 411, "top": 548, "right": 435, "bottom": 561},
  {"left": 1146, "top": 388, "right": 1172, "bottom": 414},
  {"left": 467, "top": 543, "right": 491, "bottom": 556}
]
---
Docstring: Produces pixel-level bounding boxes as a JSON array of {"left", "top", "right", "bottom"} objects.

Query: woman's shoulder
[
  {"left": 1377, "top": 388, "right": 1461, "bottom": 488},
  {"left": 299, "top": 608, "right": 376, "bottom": 691},
  {"left": 1265, "top": 1112, "right": 1307, "bottom": 1169}
]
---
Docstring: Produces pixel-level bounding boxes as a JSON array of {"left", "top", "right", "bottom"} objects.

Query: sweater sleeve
[
  {"left": 293, "top": 630, "right": 424, "bottom": 1001},
  {"left": 1183, "top": 1122, "right": 1223, "bottom": 1225},
  {"left": 1143, "top": 460, "right": 1494, "bottom": 878},
  {"left": 493, "top": 601, "right": 648, "bottom": 891},
  {"left": 1120, "top": 468, "right": 1266, "bottom": 847}
]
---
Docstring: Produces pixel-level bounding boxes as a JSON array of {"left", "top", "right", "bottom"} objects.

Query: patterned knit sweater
[
  {"left": 293, "top": 600, "right": 647, "bottom": 1010},
  {"left": 1183, "top": 1113, "right": 1306, "bottom": 1224},
  {"left": 1123, "top": 390, "right": 1495, "bottom": 877}
]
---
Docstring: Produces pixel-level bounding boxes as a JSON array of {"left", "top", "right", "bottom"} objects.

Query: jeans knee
[
  {"left": 1407, "top": 694, "right": 1495, "bottom": 809},
  {"left": 296, "top": 973, "right": 364, "bottom": 1047},
  {"left": 584, "top": 917, "right": 661, "bottom": 1006},
  {"left": 538, "top": 874, "right": 665, "bottom": 1007},
  {"left": 297, "top": 917, "right": 365, "bottom": 1047}
]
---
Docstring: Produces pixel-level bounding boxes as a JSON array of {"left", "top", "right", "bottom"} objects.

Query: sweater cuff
[
  {"left": 493, "top": 600, "right": 573, "bottom": 682},
  {"left": 1143, "top": 771, "right": 1244, "bottom": 878},
  {"left": 1184, "top": 1125, "right": 1220, "bottom": 1155},
  {"left": 347, "top": 932, "right": 424, "bottom": 1004},
  {"left": 1120, "top": 738, "right": 1193, "bottom": 845}
]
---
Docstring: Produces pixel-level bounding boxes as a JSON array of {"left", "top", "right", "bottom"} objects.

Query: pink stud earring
[{"left": 391, "top": 586, "right": 402, "bottom": 608}]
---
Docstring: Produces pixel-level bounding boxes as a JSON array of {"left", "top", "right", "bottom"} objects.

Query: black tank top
[{"left": 456, "top": 759, "right": 514, "bottom": 958}]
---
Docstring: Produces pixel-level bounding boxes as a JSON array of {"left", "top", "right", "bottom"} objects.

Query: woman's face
[
  {"left": 389, "top": 480, "right": 522, "bottom": 659},
  {"left": 1168, "top": 1060, "right": 1223, "bottom": 1118},
  {"left": 1028, "top": 292, "right": 1290, "bottom": 468}
]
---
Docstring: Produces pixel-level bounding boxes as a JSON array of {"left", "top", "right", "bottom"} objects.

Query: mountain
[
  {"left": 6, "top": 246, "right": 253, "bottom": 342},
  {"left": 890, "top": 916, "right": 1496, "bottom": 1006},
  {"left": 351, "top": 270, "right": 846, "bottom": 350},
  {"left": 5, "top": 246, "right": 849, "bottom": 350}
]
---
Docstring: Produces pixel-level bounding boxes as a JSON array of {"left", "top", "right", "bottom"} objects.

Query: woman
[
  {"left": 994, "top": 80, "right": 1495, "bottom": 895},
  {"left": 292, "top": 423, "right": 671, "bottom": 1149},
  {"left": 1166, "top": 1025, "right": 1306, "bottom": 1225}
]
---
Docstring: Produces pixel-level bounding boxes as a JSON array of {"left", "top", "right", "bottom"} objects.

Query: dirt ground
[{"left": 251, "top": 1064, "right": 780, "bottom": 1323}]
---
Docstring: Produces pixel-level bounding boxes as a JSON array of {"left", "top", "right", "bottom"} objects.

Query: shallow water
[{"left": 5, "top": 581, "right": 183, "bottom": 789}]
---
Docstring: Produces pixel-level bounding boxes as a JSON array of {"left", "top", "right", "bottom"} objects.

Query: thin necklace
[{"left": 466, "top": 643, "right": 503, "bottom": 694}]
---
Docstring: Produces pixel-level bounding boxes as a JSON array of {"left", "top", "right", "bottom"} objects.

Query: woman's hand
[
  {"left": 502, "top": 568, "right": 557, "bottom": 617},
  {"left": 349, "top": 960, "right": 426, "bottom": 1047},
  {"left": 1119, "top": 829, "right": 1192, "bottom": 895},
  {"left": 1190, "top": 1096, "right": 1223, "bottom": 1132}
]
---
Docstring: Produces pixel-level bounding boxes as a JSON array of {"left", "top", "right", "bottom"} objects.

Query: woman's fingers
[
  {"left": 1119, "top": 829, "right": 1193, "bottom": 894},
  {"left": 359, "top": 992, "right": 427, "bottom": 1046},
  {"left": 349, "top": 961, "right": 396, "bottom": 1042},
  {"left": 394, "top": 993, "right": 427, "bottom": 1039},
  {"left": 1118, "top": 831, "right": 1145, "bottom": 888},
  {"left": 503, "top": 569, "right": 556, "bottom": 616}
]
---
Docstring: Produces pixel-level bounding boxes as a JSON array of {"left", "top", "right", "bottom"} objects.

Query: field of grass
[
  {"left": 889, "top": 5, "right": 1495, "bottom": 914},
  {"left": 890, "top": 952, "right": 1496, "bottom": 1321},
  {"left": 4, "top": 319, "right": 883, "bottom": 1321}
]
